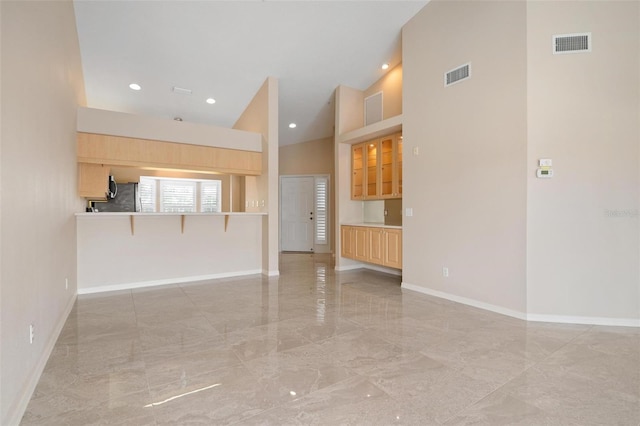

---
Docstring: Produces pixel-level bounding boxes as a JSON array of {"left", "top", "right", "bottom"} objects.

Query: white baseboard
[
  {"left": 335, "top": 264, "right": 366, "bottom": 272},
  {"left": 526, "top": 313, "right": 640, "bottom": 328},
  {"left": 78, "top": 270, "right": 262, "bottom": 295},
  {"left": 262, "top": 269, "right": 280, "bottom": 277},
  {"left": 335, "top": 263, "right": 402, "bottom": 276},
  {"left": 401, "top": 282, "right": 640, "bottom": 327},
  {"left": 361, "top": 264, "right": 402, "bottom": 276},
  {"left": 4, "top": 293, "right": 76, "bottom": 426},
  {"left": 401, "top": 282, "right": 527, "bottom": 320}
]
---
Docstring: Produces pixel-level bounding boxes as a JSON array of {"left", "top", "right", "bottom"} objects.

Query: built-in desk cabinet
[
  {"left": 341, "top": 225, "right": 402, "bottom": 269},
  {"left": 351, "top": 132, "right": 402, "bottom": 200}
]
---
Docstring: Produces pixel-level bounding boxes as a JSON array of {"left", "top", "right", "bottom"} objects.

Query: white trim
[
  {"left": 5, "top": 294, "right": 77, "bottom": 426},
  {"left": 361, "top": 264, "right": 402, "bottom": 276},
  {"left": 336, "top": 263, "right": 402, "bottom": 276},
  {"left": 262, "top": 269, "right": 280, "bottom": 277},
  {"left": 401, "top": 282, "right": 527, "bottom": 320},
  {"left": 335, "top": 264, "right": 365, "bottom": 272},
  {"left": 78, "top": 270, "right": 262, "bottom": 295},
  {"left": 402, "top": 282, "right": 640, "bottom": 327},
  {"left": 527, "top": 314, "right": 640, "bottom": 328}
]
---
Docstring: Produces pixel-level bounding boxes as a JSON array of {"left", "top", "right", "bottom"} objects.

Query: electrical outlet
[
  {"left": 443, "top": 267, "right": 449, "bottom": 278},
  {"left": 29, "top": 324, "right": 34, "bottom": 344},
  {"left": 65, "top": 278, "right": 69, "bottom": 290}
]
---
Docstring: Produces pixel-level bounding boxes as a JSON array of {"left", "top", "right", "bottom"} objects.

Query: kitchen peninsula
[
  {"left": 75, "top": 107, "right": 271, "bottom": 293},
  {"left": 76, "top": 212, "right": 265, "bottom": 294}
]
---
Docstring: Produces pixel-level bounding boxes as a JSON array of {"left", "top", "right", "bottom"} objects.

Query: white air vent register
[
  {"left": 553, "top": 33, "right": 591, "bottom": 54},
  {"left": 445, "top": 63, "right": 471, "bottom": 87}
]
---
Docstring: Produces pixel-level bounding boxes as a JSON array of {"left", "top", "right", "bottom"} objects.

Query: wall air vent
[
  {"left": 364, "top": 91, "right": 383, "bottom": 126},
  {"left": 553, "top": 33, "right": 591, "bottom": 54},
  {"left": 444, "top": 63, "right": 471, "bottom": 87}
]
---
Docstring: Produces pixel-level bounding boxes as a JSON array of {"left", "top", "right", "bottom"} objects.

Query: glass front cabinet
[{"left": 351, "top": 132, "right": 402, "bottom": 200}]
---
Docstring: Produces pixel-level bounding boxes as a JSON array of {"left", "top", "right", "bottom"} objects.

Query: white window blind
[
  {"left": 201, "top": 180, "right": 222, "bottom": 213},
  {"left": 160, "top": 180, "right": 196, "bottom": 213},
  {"left": 138, "top": 178, "right": 156, "bottom": 212},
  {"left": 314, "top": 177, "right": 328, "bottom": 245},
  {"left": 139, "top": 177, "right": 222, "bottom": 213}
]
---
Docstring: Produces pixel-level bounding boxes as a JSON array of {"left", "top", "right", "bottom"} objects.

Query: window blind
[
  {"left": 315, "top": 177, "right": 328, "bottom": 245},
  {"left": 138, "top": 178, "right": 156, "bottom": 212},
  {"left": 160, "top": 180, "right": 196, "bottom": 213},
  {"left": 201, "top": 181, "right": 222, "bottom": 213}
]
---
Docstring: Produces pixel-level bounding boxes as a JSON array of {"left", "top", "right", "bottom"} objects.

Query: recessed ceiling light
[
  {"left": 129, "top": 83, "right": 141, "bottom": 91},
  {"left": 381, "top": 63, "right": 390, "bottom": 70},
  {"left": 206, "top": 98, "right": 216, "bottom": 104},
  {"left": 288, "top": 123, "right": 297, "bottom": 129}
]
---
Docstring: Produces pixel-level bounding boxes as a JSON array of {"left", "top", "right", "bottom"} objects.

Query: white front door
[{"left": 281, "top": 176, "right": 315, "bottom": 252}]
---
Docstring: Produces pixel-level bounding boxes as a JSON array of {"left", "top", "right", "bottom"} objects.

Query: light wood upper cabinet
[
  {"left": 78, "top": 163, "right": 110, "bottom": 200},
  {"left": 340, "top": 225, "right": 402, "bottom": 270},
  {"left": 77, "top": 132, "right": 262, "bottom": 176},
  {"left": 351, "top": 132, "right": 402, "bottom": 200},
  {"left": 366, "top": 141, "right": 379, "bottom": 198},
  {"left": 351, "top": 144, "right": 365, "bottom": 200}
]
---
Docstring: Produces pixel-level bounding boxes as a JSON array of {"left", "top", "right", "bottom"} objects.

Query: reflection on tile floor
[{"left": 21, "top": 254, "right": 640, "bottom": 425}]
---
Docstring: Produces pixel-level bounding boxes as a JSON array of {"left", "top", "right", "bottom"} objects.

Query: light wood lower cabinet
[
  {"left": 353, "top": 226, "right": 369, "bottom": 262},
  {"left": 383, "top": 229, "right": 403, "bottom": 269},
  {"left": 341, "top": 225, "right": 402, "bottom": 269},
  {"left": 340, "top": 225, "right": 355, "bottom": 258}
]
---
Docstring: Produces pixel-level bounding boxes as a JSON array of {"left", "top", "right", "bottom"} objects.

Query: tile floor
[{"left": 21, "top": 253, "right": 640, "bottom": 425}]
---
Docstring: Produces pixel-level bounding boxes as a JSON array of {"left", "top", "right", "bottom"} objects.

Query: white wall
[
  {"left": 233, "top": 78, "right": 279, "bottom": 275},
  {"left": 78, "top": 107, "right": 262, "bottom": 152},
  {"left": 279, "top": 136, "right": 335, "bottom": 253},
  {"left": 402, "top": 1, "right": 528, "bottom": 316},
  {"left": 526, "top": 1, "right": 640, "bottom": 324},
  {"left": 77, "top": 214, "right": 263, "bottom": 292},
  {"left": 0, "top": 1, "right": 86, "bottom": 423}
]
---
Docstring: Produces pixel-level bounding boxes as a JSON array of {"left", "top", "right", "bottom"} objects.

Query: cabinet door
[
  {"left": 354, "top": 226, "right": 369, "bottom": 261},
  {"left": 366, "top": 140, "right": 379, "bottom": 198},
  {"left": 380, "top": 133, "right": 402, "bottom": 199},
  {"left": 78, "top": 163, "right": 110, "bottom": 200},
  {"left": 383, "top": 229, "right": 402, "bottom": 269},
  {"left": 368, "top": 228, "right": 385, "bottom": 265},
  {"left": 380, "top": 136, "right": 395, "bottom": 198},
  {"left": 341, "top": 226, "right": 354, "bottom": 259},
  {"left": 351, "top": 145, "right": 364, "bottom": 200},
  {"left": 395, "top": 134, "right": 403, "bottom": 198}
]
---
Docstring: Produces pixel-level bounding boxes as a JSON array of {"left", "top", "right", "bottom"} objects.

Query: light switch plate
[{"left": 538, "top": 158, "right": 552, "bottom": 167}]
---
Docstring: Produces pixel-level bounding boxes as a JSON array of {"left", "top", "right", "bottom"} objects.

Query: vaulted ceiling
[{"left": 73, "top": 1, "right": 427, "bottom": 146}]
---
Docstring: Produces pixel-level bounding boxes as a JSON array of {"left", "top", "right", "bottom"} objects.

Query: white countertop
[
  {"left": 341, "top": 222, "right": 402, "bottom": 230},
  {"left": 76, "top": 212, "right": 267, "bottom": 217}
]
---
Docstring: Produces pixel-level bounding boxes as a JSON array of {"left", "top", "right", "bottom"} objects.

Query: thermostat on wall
[{"left": 536, "top": 168, "right": 554, "bottom": 178}]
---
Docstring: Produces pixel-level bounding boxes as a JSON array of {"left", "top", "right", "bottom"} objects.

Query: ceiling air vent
[
  {"left": 445, "top": 63, "right": 470, "bottom": 87},
  {"left": 553, "top": 33, "right": 591, "bottom": 54}
]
